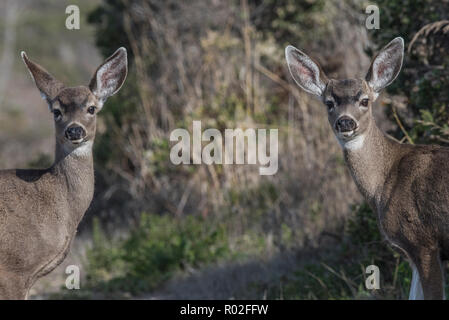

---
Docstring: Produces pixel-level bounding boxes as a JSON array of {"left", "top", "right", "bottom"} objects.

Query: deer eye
[
  {"left": 325, "top": 101, "right": 334, "bottom": 111},
  {"left": 360, "top": 98, "right": 369, "bottom": 107},
  {"left": 87, "top": 106, "right": 96, "bottom": 115},
  {"left": 53, "top": 109, "right": 62, "bottom": 121}
]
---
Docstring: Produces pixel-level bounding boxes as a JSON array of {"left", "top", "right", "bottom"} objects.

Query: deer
[
  {"left": 285, "top": 37, "right": 449, "bottom": 300},
  {"left": 0, "top": 48, "right": 127, "bottom": 299}
]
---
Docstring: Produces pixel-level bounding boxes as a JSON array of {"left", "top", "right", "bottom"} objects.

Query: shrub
[
  {"left": 121, "top": 214, "right": 230, "bottom": 291},
  {"left": 261, "top": 203, "right": 414, "bottom": 299},
  {"left": 76, "top": 214, "right": 230, "bottom": 296},
  {"left": 371, "top": 0, "right": 449, "bottom": 145}
]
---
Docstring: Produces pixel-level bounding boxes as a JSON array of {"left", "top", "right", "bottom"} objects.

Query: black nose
[
  {"left": 335, "top": 116, "right": 357, "bottom": 132},
  {"left": 65, "top": 126, "right": 86, "bottom": 141}
]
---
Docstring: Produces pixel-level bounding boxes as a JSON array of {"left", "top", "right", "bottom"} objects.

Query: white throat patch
[
  {"left": 71, "top": 141, "right": 93, "bottom": 157},
  {"left": 338, "top": 134, "right": 365, "bottom": 151}
]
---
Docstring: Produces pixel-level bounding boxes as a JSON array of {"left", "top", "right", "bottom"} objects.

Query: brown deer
[
  {"left": 0, "top": 48, "right": 127, "bottom": 299},
  {"left": 285, "top": 37, "right": 449, "bottom": 299}
]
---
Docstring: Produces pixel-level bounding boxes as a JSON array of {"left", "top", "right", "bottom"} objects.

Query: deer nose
[
  {"left": 65, "top": 126, "right": 86, "bottom": 141},
  {"left": 335, "top": 116, "right": 357, "bottom": 132}
]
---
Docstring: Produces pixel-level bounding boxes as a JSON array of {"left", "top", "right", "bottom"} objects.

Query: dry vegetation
[
  {"left": 2, "top": 0, "right": 446, "bottom": 299},
  {"left": 53, "top": 0, "right": 378, "bottom": 299},
  {"left": 26, "top": 0, "right": 388, "bottom": 299},
  {"left": 85, "top": 0, "right": 370, "bottom": 236}
]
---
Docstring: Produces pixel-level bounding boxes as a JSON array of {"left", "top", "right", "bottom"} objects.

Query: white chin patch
[
  {"left": 71, "top": 141, "right": 93, "bottom": 157},
  {"left": 341, "top": 130, "right": 354, "bottom": 138},
  {"left": 338, "top": 134, "right": 365, "bottom": 151}
]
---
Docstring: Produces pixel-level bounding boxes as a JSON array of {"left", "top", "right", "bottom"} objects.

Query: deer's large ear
[
  {"left": 285, "top": 45, "right": 328, "bottom": 97},
  {"left": 89, "top": 47, "right": 127, "bottom": 104},
  {"left": 366, "top": 37, "right": 404, "bottom": 93},
  {"left": 21, "top": 51, "right": 64, "bottom": 103}
]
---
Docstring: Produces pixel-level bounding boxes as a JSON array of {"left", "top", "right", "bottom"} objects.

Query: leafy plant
[
  {"left": 70, "top": 214, "right": 231, "bottom": 297},
  {"left": 260, "top": 203, "right": 415, "bottom": 299},
  {"left": 371, "top": 0, "right": 449, "bottom": 145}
]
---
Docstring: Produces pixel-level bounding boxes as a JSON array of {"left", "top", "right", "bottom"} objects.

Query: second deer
[
  {"left": 286, "top": 37, "right": 448, "bottom": 299},
  {"left": 0, "top": 48, "right": 127, "bottom": 299}
]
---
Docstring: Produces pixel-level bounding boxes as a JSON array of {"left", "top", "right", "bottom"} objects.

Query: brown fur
[
  {"left": 286, "top": 38, "right": 447, "bottom": 299},
  {"left": 0, "top": 48, "right": 127, "bottom": 299}
]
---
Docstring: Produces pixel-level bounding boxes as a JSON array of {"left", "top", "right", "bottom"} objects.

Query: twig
[
  {"left": 254, "top": 63, "right": 291, "bottom": 91},
  {"left": 408, "top": 20, "right": 449, "bottom": 54},
  {"left": 392, "top": 106, "right": 414, "bottom": 144},
  {"left": 242, "top": 0, "right": 253, "bottom": 116}
]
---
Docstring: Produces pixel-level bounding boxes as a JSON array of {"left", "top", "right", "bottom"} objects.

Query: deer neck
[
  {"left": 52, "top": 140, "right": 95, "bottom": 226},
  {"left": 341, "top": 120, "right": 399, "bottom": 206}
]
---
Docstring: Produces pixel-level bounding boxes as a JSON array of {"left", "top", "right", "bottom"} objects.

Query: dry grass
[
  {"left": 4, "top": 0, "right": 398, "bottom": 299},
  {"left": 90, "top": 0, "right": 370, "bottom": 237}
]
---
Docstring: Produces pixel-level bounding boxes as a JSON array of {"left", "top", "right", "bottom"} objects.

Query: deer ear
[
  {"left": 21, "top": 51, "right": 64, "bottom": 103},
  {"left": 366, "top": 37, "right": 404, "bottom": 93},
  {"left": 285, "top": 45, "right": 328, "bottom": 97},
  {"left": 89, "top": 47, "right": 127, "bottom": 103}
]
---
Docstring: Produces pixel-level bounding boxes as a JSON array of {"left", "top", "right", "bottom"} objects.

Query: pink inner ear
[
  {"left": 297, "top": 63, "right": 313, "bottom": 80},
  {"left": 100, "top": 68, "right": 115, "bottom": 89},
  {"left": 101, "top": 59, "right": 121, "bottom": 88},
  {"left": 377, "top": 63, "right": 387, "bottom": 78}
]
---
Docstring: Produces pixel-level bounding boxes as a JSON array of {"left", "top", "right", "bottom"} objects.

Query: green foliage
[
  {"left": 27, "top": 153, "right": 53, "bottom": 169},
  {"left": 121, "top": 214, "right": 229, "bottom": 290},
  {"left": 70, "top": 214, "right": 230, "bottom": 297},
  {"left": 69, "top": 0, "right": 449, "bottom": 300},
  {"left": 62, "top": 201, "right": 449, "bottom": 300},
  {"left": 224, "top": 182, "right": 280, "bottom": 237},
  {"left": 371, "top": 0, "right": 447, "bottom": 46},
  {"left": 346, "top": 203, "right": 381, "bottom": 244},
  {"left": 372, "top": 0, "right": 449, "bottom": 145},
  {"left": 84, "top": 218, "right": 125, "bottom": 287},
  {"left": 261, "top": 202, "right": 414, "bottom": 299},
  {"left": 92, "top": 72, "right": 141, "bottom": 167},
  {"left": 88, "top": 0, "right": 131, "bottom": 60},
  {"left": 226, "top": 181, "right": 278, "bottom": 210},
  {"left": 85, "top": 0, "right": 337, "bottom": 175},
  {"left": 251, "top": 0, "right": 326, "bottom": 44}
]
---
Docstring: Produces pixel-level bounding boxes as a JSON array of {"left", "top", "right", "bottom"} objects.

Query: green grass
[
  {"left": 257, "top": 203, "right": 449, "bottom": 300},
  {"left": 54, "top": 201, "right": 449, "bottom": 300},
  {"left": 57, "top": 214, "right": 232, "bottom": 298}
]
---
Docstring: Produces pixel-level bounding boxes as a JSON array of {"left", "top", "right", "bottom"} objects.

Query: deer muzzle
[
  {"left": 65, "top": 125, "right": 86, "bottom": 143},
  {"left": 335, "top": 116, "right": 357, "bottom": 134}
]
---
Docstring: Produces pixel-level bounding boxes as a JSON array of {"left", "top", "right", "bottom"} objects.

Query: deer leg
[
  {"left": 413, "top": 249, "right": 445, "bottom": 300},
  {"left": 0, "top": 273, "right": 28, "bottom": 300},
  {"left": 409, "top": 262, "right": 424, "bottom": 300}
]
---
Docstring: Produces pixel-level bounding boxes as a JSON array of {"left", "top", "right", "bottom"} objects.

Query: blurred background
[{"left": 1, "top": 0, "right": 449, "bottom": 299}]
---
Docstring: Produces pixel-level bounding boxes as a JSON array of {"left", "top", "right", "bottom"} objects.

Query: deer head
[
  {"left": 21, "top": 48, "right": 128, "bottom": 156},
  {"left": 285, "top": 37, "right": 404, "bottom": 149}
]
